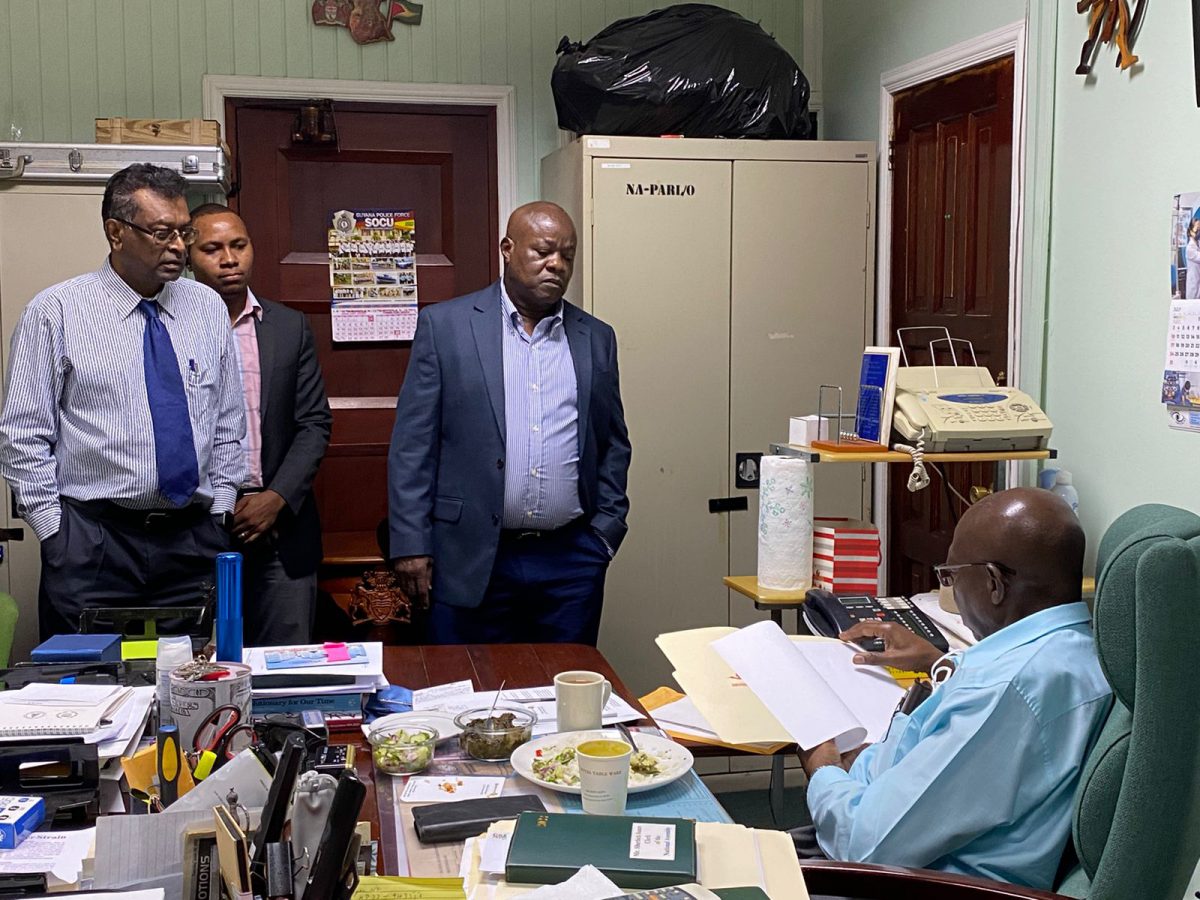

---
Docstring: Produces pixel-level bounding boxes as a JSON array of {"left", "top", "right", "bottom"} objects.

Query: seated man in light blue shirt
[{"left": 795, "top": 488, "right": 1112, "bottom": 890}]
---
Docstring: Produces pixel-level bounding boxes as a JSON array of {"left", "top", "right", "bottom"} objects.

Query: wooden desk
[{"left": 338, "top": 643, "right": 657, "bottom": 875}]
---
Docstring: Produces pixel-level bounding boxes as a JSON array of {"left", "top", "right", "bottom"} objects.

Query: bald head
[
  {"left": 500, "top": 202, "right": 577, "bottom": 327},
  {"left": 946, "top": 488, "right": 1085, "bottom": 639}
]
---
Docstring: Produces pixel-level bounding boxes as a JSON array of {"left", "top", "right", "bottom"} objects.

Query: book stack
[
  {"left": 812, "top": 517, "right": 880, "bottom": 595},
  {"left": 244, "top": 642, "right": 387, "bottom": 732}
]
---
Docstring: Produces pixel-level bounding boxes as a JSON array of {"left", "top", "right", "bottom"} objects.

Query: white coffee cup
[
  {"left": 554, "top": 670, "right": 612, "bottom": 732},
  {"left": 577, "top": 738, "right": 632, "bottom": 815}
]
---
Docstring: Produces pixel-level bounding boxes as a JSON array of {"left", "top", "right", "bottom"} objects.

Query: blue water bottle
[{"left": 215, "top": 552, "right": 244, "bottom": 663}]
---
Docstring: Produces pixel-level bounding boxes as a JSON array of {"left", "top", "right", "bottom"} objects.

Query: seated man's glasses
[
  {"left": 933, "top": 561, "right": 1015, "bottom": 588},
  {"left": 111, "top": 217, "right": 198, "bottom": 247}
]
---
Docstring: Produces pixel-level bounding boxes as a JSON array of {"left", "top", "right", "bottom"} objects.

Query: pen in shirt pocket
[{"left": 188, "top": 359, "right": 200, "bottom": 383}]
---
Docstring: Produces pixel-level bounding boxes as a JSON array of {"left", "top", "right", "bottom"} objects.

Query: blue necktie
[{"left": 138, "top": 300, "right": 199, "bottom": 506}]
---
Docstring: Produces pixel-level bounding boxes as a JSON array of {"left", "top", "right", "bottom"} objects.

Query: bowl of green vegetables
[{"left": 368, "top": 723, "right": 438, "bottom": 775}]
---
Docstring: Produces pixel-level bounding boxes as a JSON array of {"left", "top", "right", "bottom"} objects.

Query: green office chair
[
  {"left": 798, "top": 503, "right": 1200, "bottom": 900},
  {"left": 0, "top": 592, "right": 16, "bottom": 669}
]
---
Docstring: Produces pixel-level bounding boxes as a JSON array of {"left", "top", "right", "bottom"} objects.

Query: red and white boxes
[{"left": 813, "top": 518, "right": 880, "bottom": 594}]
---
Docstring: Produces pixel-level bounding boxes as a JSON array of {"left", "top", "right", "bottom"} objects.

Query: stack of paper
[
  {"left": 657, "top": 622, "right": 904, "bottom": 751},
  {"left": 0, "top": 683, "right": 151, "bottom": 750},
  {"left": 640, "top": 689, "right": 788, "bottom": 755},
  {"left": 244, "top": 642, "right": 387, "bottom": 695},
  {"left": 411, "top": 681, "right": 643, "bottom": 736},
  {"left": 244, "top": 642, "right": 387, "bottom": 729}
]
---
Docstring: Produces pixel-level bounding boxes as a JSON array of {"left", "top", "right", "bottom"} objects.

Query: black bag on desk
[
  {"left": 412, "top": 796, "right": 546, "bottom": 844},
  {"left": 551, "top": 3, "right": 811, "bottom": 139}
]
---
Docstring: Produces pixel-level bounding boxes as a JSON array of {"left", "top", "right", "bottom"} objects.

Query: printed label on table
[{"left": 629, "top": 822, "right": 676, "bottom": 861}]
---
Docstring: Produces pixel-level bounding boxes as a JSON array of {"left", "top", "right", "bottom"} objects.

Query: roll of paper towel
[{"left": 757, "top": 455, "right": 814, "bottom": 591}]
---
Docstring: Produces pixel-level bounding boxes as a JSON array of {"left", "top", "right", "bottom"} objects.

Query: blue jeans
[{"left": 427, "top": 519, "right": 610, "bottom": 645}]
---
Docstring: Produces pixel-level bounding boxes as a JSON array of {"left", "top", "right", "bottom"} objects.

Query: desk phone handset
[{"left": 804, "top": 589, "right": 949, "bottom": 654}]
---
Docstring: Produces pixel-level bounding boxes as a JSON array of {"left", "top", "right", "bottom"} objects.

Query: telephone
[
  {"left": 803, "top": 589, "right": 950, "bottom": 654},
  {"left": 891, "top": 366, "right": 1052, "bottom": 453}
]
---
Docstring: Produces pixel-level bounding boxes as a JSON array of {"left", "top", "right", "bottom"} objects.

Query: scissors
[{"left": 193, "top": 704, "right": 255, "bottom": 763}]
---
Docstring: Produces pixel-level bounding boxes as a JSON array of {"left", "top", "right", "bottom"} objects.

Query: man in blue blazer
[{"left": 388, "top": 202, "right": 630, "bottom": 644}]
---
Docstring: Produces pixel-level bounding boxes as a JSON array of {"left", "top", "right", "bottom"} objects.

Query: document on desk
[
  {"left": 94, "top": 808, "right": 217, "bottom": 898},
  {"left": 0, "top": 828, "right": 94, "bottom": 883},
  {"left": 659, "top": 623, "right": 903, "bottom": 750},
  {"left": 712, "top": 622, "right": 904, "bottom": 751}
]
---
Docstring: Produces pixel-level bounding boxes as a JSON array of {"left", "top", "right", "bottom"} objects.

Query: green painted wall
[
  {"left": 820, "top": 0, "right": 1026, "bottom": 142},
  {"left": 0, "top": 0, "right": 804, "bottom": 201},
  {"left": 1043, "top": 0, "right": 1200, "bottom": 547}
]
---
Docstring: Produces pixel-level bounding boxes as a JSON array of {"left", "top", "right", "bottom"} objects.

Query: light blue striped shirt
[
  {"left": 500, "top": 282, "right": 582, "bottom": 530},
  {"left": 807, "top": 602, "right": 1112, "bottom": 889},
  {"left": 0, "top": 259, "right": 247, "bottom": 540}
]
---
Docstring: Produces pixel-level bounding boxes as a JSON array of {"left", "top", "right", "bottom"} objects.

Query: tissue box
[
  {"left": 788, "top": 415, "right": 830, "bottom": 446},
  {"left": 0, "top": 796, "right": 44, "bottom": 849},
  {"left": 31, "top": 633, "right": 122, "bottom": 663}
]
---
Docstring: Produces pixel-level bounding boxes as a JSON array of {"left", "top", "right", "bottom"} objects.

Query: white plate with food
[
  {"left": 510, "top": 729, "right": 694, "bottom": 795},
  {"left": 361, "top": 712, "right": 461, "bottom": 743}
]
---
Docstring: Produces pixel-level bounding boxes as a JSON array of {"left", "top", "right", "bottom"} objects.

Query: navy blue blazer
[{"left": 387, "top": 282, "right": 631, "bottom": 609}]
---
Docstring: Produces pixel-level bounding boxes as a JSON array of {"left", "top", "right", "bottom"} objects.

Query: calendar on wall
[
  {"left": 1164, "top": 194, "right": 1200, "bottom": 432},
  {"left": 327, "top": 209, "right": 419, "bottom": 342}
]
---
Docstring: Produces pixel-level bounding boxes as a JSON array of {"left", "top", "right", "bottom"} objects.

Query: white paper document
[
  {"left": 650, "top": 696, "right": 721, "bottom": 739},
  {"left": 0, "top": 828, "right": 94, "bottom": 882},
  {"left": 712, "top": 621, "right": 904, "bottom": 751},
  {"left": 244, "top": 642, "right": 384, "bottom": 678},
  {"left": 412, "top": 680, "right": 473, "bottom": 710},
  {"left": 399, "top": 775, "right": 505, "bottom": 803},
  {"left": 412, "top": 687, "right": 642, "bottom": 736}
]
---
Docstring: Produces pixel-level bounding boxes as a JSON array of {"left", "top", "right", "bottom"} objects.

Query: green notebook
[{"left": 505, "top": 812, "right": 697, "bottom": 889}]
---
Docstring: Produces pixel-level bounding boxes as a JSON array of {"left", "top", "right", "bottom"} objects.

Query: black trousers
[{"left": 38, "top": 499, "right": 231, "bottom": 639}]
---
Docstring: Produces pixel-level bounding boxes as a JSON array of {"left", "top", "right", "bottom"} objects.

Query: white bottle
[
  {"left": 156, "top": 636, "right": 193, "bottom": 727},
  {"left": 1051, "top": 470, "right": 1080, "bottom": 516}
]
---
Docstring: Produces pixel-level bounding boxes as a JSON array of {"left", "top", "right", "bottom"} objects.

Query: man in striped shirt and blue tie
[
  {"left": 389, "top": 202, "right": 631, "bottom": 644},
  {"left": 0, "top": 164, "right": 246, "bottom": 639}
]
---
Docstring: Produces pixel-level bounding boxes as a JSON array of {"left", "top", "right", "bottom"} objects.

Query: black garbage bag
[{"left": 551, "top": 3, "right": 810, "bottom": 139}]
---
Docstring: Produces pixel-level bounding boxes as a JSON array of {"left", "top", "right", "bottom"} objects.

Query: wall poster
[
  {"left": 328, "top": 209, "right": 418, "bottom": 342},
  {"left": 1165, "top": 193, "right": 1200, "bottom": 432}
]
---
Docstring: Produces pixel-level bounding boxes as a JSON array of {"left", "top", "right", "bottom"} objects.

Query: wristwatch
[{"left": 219, "top": 511, "right": 236, "bottom": 532}]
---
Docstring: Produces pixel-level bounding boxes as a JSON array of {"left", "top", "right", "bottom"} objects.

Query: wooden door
[
  {"left": 226, "top": 99, "right": 499, "bottom": 563},
  {"left": 887, "top": 56, "right": 1014, "bottom": 595}
]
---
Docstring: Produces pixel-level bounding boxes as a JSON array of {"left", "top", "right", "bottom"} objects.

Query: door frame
[
  {"left": 201, "top": 75, "right": 517, "bottom": 241},
  {"left": 873, "top": 20, "right": 1028, "bottom": 590}
]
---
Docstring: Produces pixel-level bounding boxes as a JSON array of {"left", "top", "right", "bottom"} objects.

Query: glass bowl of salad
[
  {"left": 454, "top": 703, "right": 537, "bottom": 761},
  {"left": 369, "top": 723, "right": 438, "bottom": 775}
]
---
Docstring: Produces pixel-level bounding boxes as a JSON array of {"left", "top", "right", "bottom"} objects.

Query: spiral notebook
[{"left": 0, "top": 683, "right": 133, "bottom": 737}]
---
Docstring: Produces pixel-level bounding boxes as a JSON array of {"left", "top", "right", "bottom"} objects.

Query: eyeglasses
[
  {"left": 933, "top": 561, "right": 1015, "bottom": 588},
  {"left": 111, "top": 217, "right": 198, "bottom": 247}
]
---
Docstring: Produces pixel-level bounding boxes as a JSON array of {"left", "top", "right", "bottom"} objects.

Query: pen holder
[{"left": 169, "top": 663, "right": 252, "bottom": 751}]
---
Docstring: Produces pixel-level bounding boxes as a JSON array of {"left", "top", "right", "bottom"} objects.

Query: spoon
[
  {"left": 616, "top": 722, "right": 639, "bottom": 753},
  {"left": 484, "top": 680, "right": 507, "bottom": 722}
]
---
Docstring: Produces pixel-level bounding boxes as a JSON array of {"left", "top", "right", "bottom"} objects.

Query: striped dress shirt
[
  {"left": 231, "top": 290, "right": 264, "bottom": 488},
  {"left": 500, "top": 282, "right": 583, "bottom": 530},
  {"left": 0, "top": 259, "right": 247, "bottom": 540}
]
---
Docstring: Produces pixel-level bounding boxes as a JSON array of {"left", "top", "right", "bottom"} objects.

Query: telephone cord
[{"left": 893, "top": 436, "right": 930, "bottom": 492}]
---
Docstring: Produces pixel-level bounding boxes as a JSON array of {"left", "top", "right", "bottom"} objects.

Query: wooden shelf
[
  {"left": 724, "top": 575, "right": 807, "bottom": 609},
  {"left": 769, "top": 443, "right": 1057, "bottom": 464}
]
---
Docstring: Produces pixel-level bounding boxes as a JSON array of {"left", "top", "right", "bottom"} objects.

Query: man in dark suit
[
  {"left": 388, "top": 202, "right": 630, "bottom": 644},
  {"left": 189, "top": 205, "right": 332, "bottom": 645}
]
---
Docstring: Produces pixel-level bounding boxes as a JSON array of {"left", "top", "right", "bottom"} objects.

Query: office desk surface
[{"left": 336, "top": 643, "right": 656, "bottom": 875}]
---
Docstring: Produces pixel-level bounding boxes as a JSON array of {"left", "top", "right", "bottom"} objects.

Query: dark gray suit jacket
[
  {"left": 387, "top": 282, "right": 631, "bottom": 609},
  {"left": 253, "top": 298, "right": 332, "bottom": 577}
]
